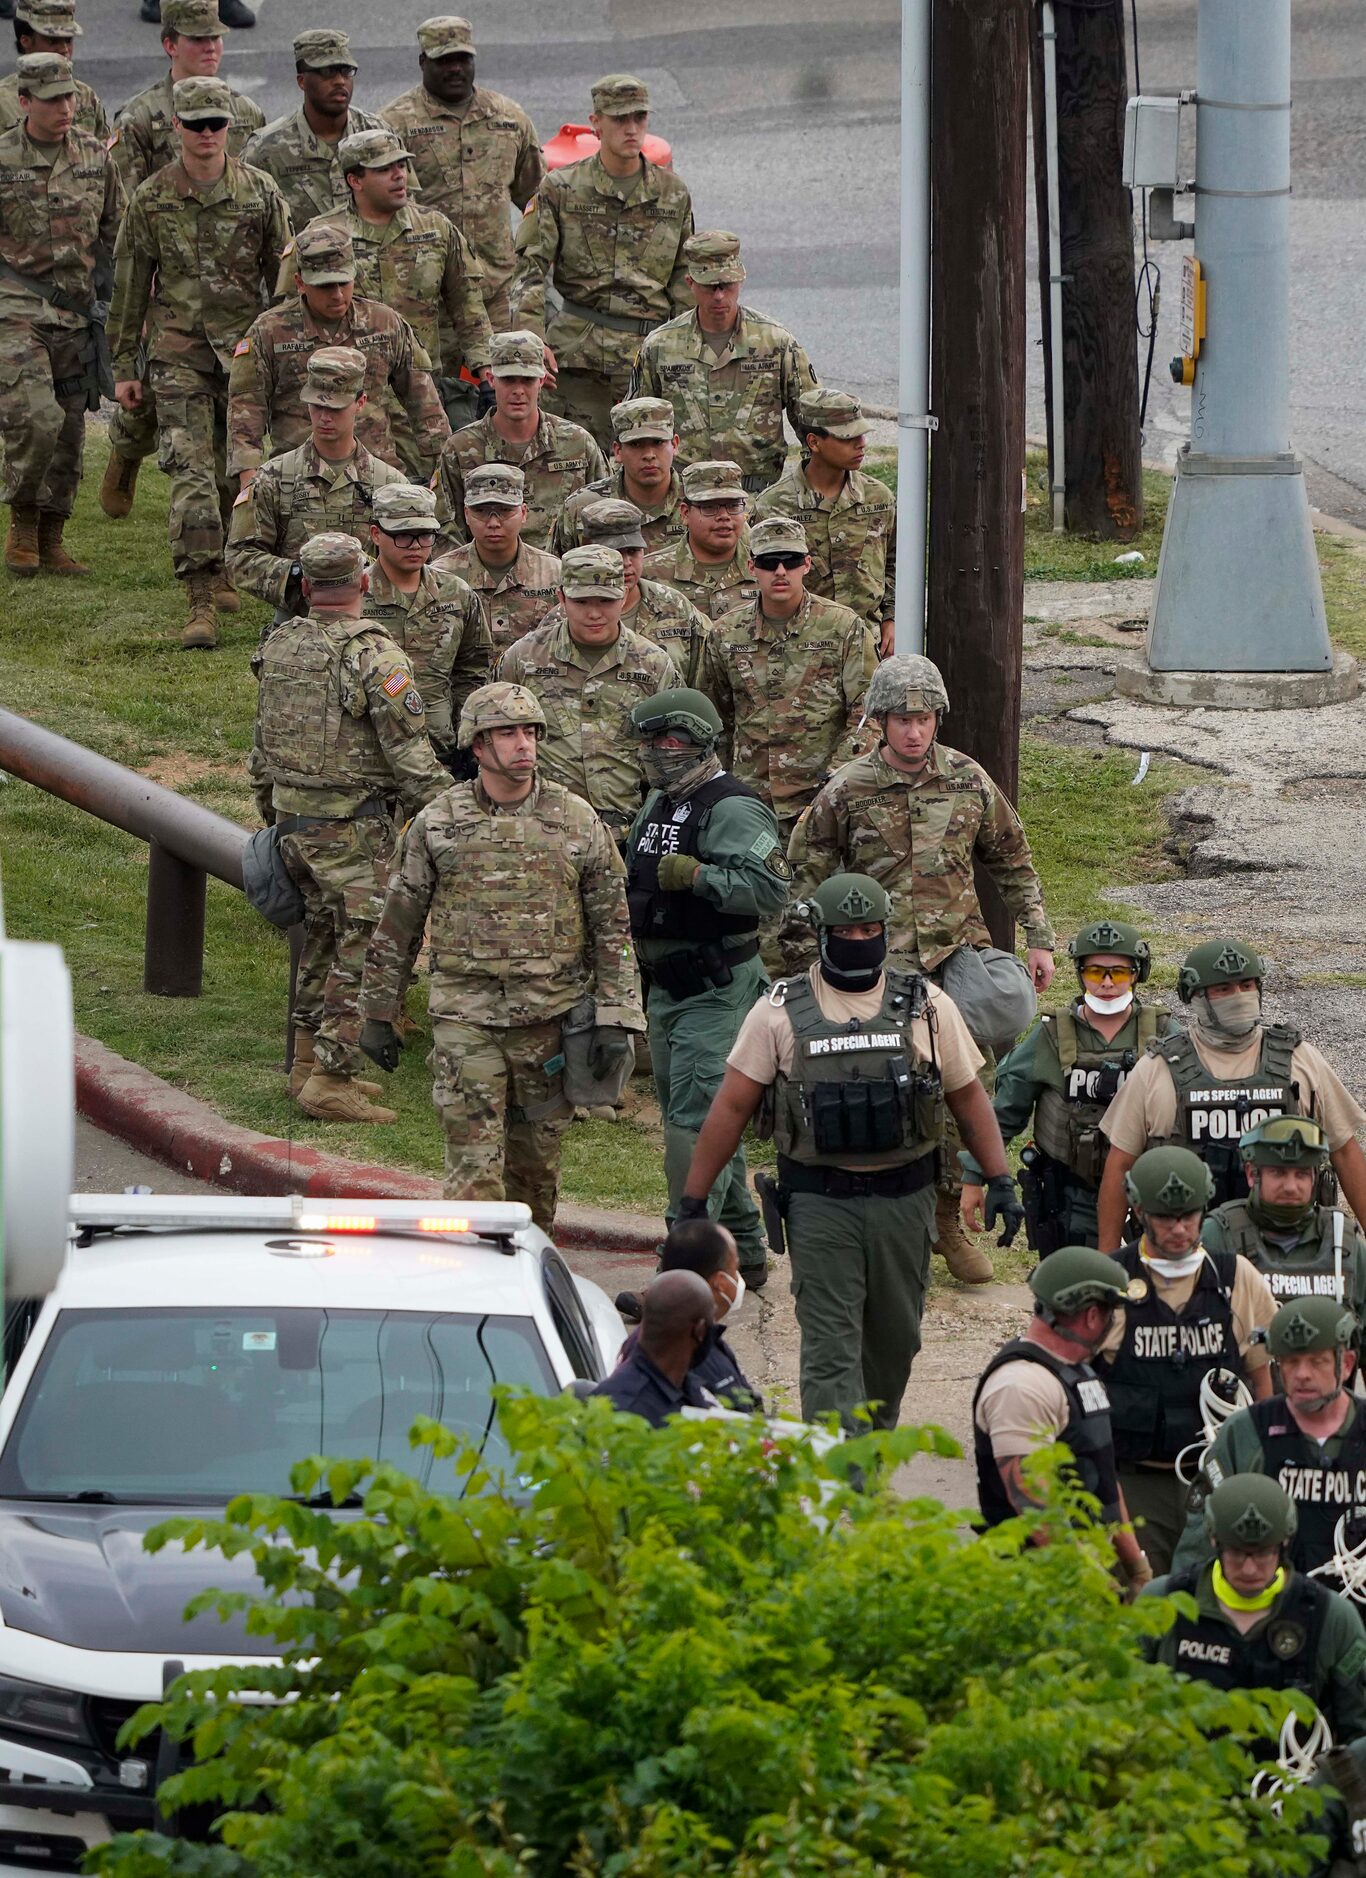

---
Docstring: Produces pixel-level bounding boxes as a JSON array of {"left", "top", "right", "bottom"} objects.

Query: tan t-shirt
[
  {"left": 1097, "top": 1250, "right": 1277, "bottom": 1371},
  {"left": 1100, "top": 1033, "right": 1366, "bottom": 1156},
  {"left": 974, "top": 1357, "right": 1073, "bottom": 1461},
  {"left": 727, "top": 966, "right": 984, "bottom": 1090}
]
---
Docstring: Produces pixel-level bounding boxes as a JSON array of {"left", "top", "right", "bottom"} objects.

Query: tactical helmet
[
  {"left": 1266, "top": 1294, "right": 1355, "bottom": 1359},
  {"left": 456, "top": 682, "right": 546, "bottom": 751},
  {"left": 1123, "top": 1146, "right": 1215, "bottom": 1217},
  {"left": 864, "top": 655, "right": 950, "bottom": 719},
  {"left": 629, "top": 687, "right": 722, "bottom": 748},
  {"left": 1177, "top": 938, "right": 1266, "bottom": 1004},
  {"left": 802, "top": 873, "right": 891, "bottom": 930},
  {"left": 1067, "top": 918, "right": 1151, "bottom": 985},
  {"left": 1029, "top": 1246, "right": 1128, "bottom": 1321},
  {"left": 1239, "top": 1115, "right": 1330, "bottom": 1169},
  {"left": 1202, "top": 1473, "right": 1298, "bottom": 1552}
]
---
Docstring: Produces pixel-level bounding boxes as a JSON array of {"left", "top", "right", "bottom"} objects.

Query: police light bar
[{"left": 69, "top": 1194, "right": 534, "bottom": 1241}]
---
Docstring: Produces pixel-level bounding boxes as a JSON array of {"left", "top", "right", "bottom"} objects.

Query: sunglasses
[
  {"left": 754, "top": 552, "right": 806, "bottom": 572},
  {"left": 1079, "top": 964, "right": 1136, "bottom": 986},
  {"left": 376, "top": 527, "right": 436, "bottom": 549},
  {"left": 185, "top": 115, "right": 231, "bottom": 133}
]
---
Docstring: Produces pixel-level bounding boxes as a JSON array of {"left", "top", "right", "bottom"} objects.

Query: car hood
[{"left": 0, "top": 1504, "right": 275, "bottom": 1657}]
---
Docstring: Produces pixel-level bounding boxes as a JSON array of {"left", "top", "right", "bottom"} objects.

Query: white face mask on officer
[
  {"left": 1083, "top": 987, "right": 1134, "bottom": 1018},
  {"left": 714, "top": 1268, "right": 745, "bottom": 1322}
]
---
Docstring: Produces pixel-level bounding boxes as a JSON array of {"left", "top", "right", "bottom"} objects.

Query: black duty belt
[
  {"left": 557, "top": 294, "right": 657, "bottom": 337},
  {"left": 777, "top": 1153, "right": 937, "bottom": 1200},
  {"left": 275, "top": 795, "right": 389, "bottom": 835},
  {"left": 648, "top": 936, "right": 759, "bottom": 1000}
]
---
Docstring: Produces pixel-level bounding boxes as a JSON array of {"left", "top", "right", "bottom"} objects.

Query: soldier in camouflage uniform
[
  {"left": 641, "top": 457, "right": 757, "bottom": 621},
  {"left": 250, "top": 532, "right": 448, "bottom": 1125},
  {"left": 509, "top": 73, "right": 693, "bottom": 450},
  {"left": 226, "top": 345, "right": 407, "bottom": 617},
  {"left": 240, "top": 29, "right": 382, "bottom": 233},
  {"left": 702, "top": 516, "right": 877, "bottom": 840},
  {"left": 433, "top": 328, "right": 605, "bottom": 552},
  {"left": 363, "top": 480, "right": 490, "bottom": 765},
  {"left": 0, "top": 53, "right": 122, "bottom": 577},
  {"left": 100, "top": 0, "right": 265, "bottom": 525},
  {"left": 358, "top": 681, "right": 645, "bottom": 1228},
  {"left": 549, "top": 394, "right": 686, "bottom": 557},
  {"left": 496, "top": 544, "right": 680, "bottom": 844},
  {"left": 109, "top": 74, "right": 290, "bottom": 648},
  {"left": 380, "top": 15, "right": 544, "bottom": 335},
  {"left": 755, "top": 388, "right": 896, "bottom": 655},
  {"left": 430, "top": 461, "right": 561, "bottom": 653},
  {"left": 629, "top": 231, "right": 817, "bottom": 493},
  {"left": 0, "top": 0, "right": 106, "bottom": 140}
]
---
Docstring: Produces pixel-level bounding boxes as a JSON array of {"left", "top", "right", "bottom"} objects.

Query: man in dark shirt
[
  {"left": 590, "top": 1269, "right": 718, "bottom": 1426},
  {"left": 618, "top": 1219, "right": 762, "bottom": 1412}
]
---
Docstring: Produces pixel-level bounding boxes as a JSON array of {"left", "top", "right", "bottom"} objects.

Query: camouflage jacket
[
  {"left": 108, "top": 155, "right": 290, "bottom": 378},
  {"left": 0, "top": 72, "right": 108, "bottom": 142},
  {"left": 226, "top": 292, "right": 449, "bottom": 477},
  {"left": 510, "top": 154, "right": 693, "bottom": 377},
  {"left": 379, "top": 83, "right": 544, "bottom": 301},
  {"left": 241, "top": 106, "right": 383, "bottom": 232},
  {"left": 226, "top": 439, "right": 406, "bottom": 606},
  {"left": 539, "top": 575, "right": 711, "bottom": 690},
  {"left": 0, "top": 124, "right": 123, "bottom": 333},
  {"left": 495, "top": 617, "right": 680, "bottom": 834},
  {"left": 359, "top": 775, "right": 645, "bottom": 1030},
  {"left": 433, "top": 408, "right": 606, "bottom": 553},
  {"left": 548, "top": 462, "right": 686, "bottom": 557},
  {"left": 629, "top": 305, "right": 816, "bottom": 488},
  {"left": 249, "top": 610, "right": 448, "bottom": 822},
  {"left": 430, "top": 538, "right": 561, "bottom": 653},
  {"left": 279, "top": 201, "right": 492, "bottom": 376},
  {"left": 362, "top": 562, "right": 491, "bottom": 760},
  {"left": 786, "top": 742, "right": 1055, "bottom": 970},
  {"left": 702, "top": 592, "right": 879, "bottom": 827},
  {"left": 641, "top": 530, "right": 757, "bottom": 621},
  {"left": 110, "top": 71, "right": 264, "bottom": 193},
  {"left": 753, "top": 462, "right": 896, "bottom": 627}
]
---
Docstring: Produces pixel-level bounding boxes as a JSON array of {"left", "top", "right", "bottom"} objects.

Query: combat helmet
[
  {"left": 1067, "top": 919, "right": 1151, "bottom": 985},
  {"left": 864, "top": 654, "right": 949, "bottom": 719},
  {"left": 1266, "top": 1294, "right": 1355, "bottom": 1359},
  {"left": 456, "top": 682, "right": 546, "bottom": 751},
  {"left": 1239, "top": 1115, "right": 1329, "bottom": 1169},
  {"left": 629, "top": 687, "right": 722, "bottom": 747},
  {"left": 1124, "top": 1146, "right": 1215, "bottom": 1216},
  {"left": 1029, "top": 1246, "right": 1128, "bottom": 1324},
  {"left": 1202, "top": 1473, "right": 1298, "bottom": 1552},
  {"left": 802, "top": 873, "right": 891, "bottom": 930},
  {"left": 1177, "top": 938, "right": 1265, "bottom": 1004}
]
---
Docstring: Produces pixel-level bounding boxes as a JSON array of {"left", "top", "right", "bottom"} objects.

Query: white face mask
[
  {"left": 1141, "top": 1244, "right": 1207, "bottom": 1279},
  {"left": 1084, "top": 988, "right": 1134, "bottom": 1017},
  {"left": 715, "top": 1269, "right": 745, "bottom": 1322}
]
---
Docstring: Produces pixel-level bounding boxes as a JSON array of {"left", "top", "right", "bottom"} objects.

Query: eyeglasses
[
  {"left": 376, "top": 527, "right": 437, "bottom": 549},
  {"left": 1079, "top": 964, "right": 1136, "bottom": 986},
  {"left": 185, "top": 116, "right": 231, "bottom": 133},
  {"left": 754, "top": 552, "right": 806, "bottom": 572}
]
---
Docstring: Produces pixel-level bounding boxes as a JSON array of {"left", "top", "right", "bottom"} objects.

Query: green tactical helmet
[
  {"left": 864, "top": 654, "right": 949, "bottom": 718},
  {"left": 802, "top": 873, "right": 891, "bottom": 930},
  {"left": 456, "top": 682, "right": 546, "bottom": 750},
  {"left": 1123, "top": 1146, "right": 1216, "bottom": 1217},
  {"left": 1202, "top": 1473, "right": 1298, "bottom": 1551},
  {"left": 1030, "top": 1246, "right": 1128, "bottom": 1319},
  {"left": 1239, "top": 1115, "right": 1330, "bottom": 1169},
  {"left": 1176, "top": 938, "right": 1266, "bottom": 1004},
  {"left": 629, "top": 687, "right": 723, "bottom": 747},
  {"left": 1267, "top": 1295, "right": 1355, "bottom": 1358},
  {"left": 1067, "top": 919, "right": 1151, "bottom": 985}
]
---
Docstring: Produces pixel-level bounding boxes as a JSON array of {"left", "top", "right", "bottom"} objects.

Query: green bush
[{"left": 92, "top": 1399, "right": 1324, "bottom": 1878}]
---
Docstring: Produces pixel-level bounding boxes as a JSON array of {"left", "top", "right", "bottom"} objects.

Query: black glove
[
  {"left": 984, "top": 1173, "right": 1025, "bottom": 1248},
  {"left": 475, "top": 377, "right": 496, "bottom": 418},
  {"left": 678, "top": 1194, "right": 710, "bottom": 1221},
  {"left": 359, "top": 1019, "right": 402, "bottom": 1074},
  {"left": 283, "top": 560, "right": 305, "bottom": 616},
  {"left": 587, "top": 1025, "right": 633, "bottom": 1080}
]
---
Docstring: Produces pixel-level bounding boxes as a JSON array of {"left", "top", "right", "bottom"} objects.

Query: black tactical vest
[
  {"left": 1032, "top": 1002, "right": 1168, "bottom": 1186},
  {"left": 1102, "top": 1244, "right": 1240, "bottom": 1465},
  {"left": 1160, "top": 1565, "right": 1329, "bottom": 1711},
  {"left": 1211, "top": 1202, "right": 1358, "bottom": 1316},
  {"left": 1150, "top": 1025, "right": 1301, "bottom": 1207},
  {"left": 974, "top": 1339, "right": 1121, "bottom": 1528},
  {"left": 1251, "top": 1395, "right": 1366, "bottom": 1576},
  {"left": 626, "top": 773, "right": 760, "bottom": 944}
]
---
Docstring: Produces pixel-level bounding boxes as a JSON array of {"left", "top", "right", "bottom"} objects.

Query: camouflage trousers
[
  {"left": 429, "top": 1015, "right": 572, "bottom": 1233},
  {"left": 0, "top": 317, "right": 88, "bottom": 516},
  {"left": 108, "top": 379, "right": 159, "bottom": 463},
  {"left": 280, "top": 816, "right": 396, "bottom": 1077},
  {"left": 149, "top": 356, "right": 234, "bottom": 577},
  {"left": 546, "top": 365, "right": 631, "bottom": 456}
]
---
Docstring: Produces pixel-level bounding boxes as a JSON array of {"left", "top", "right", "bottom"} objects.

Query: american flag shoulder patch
[
  {"left": 233, "top": 335, "right": 252, "bottom": 357},
  {"left": 382, "top": 669, "right": 411, "bottom": 698}
]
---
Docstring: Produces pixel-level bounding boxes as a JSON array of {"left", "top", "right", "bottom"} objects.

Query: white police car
[{"left": 0, "top": 1195, "right": 623, "bottom": 1874}]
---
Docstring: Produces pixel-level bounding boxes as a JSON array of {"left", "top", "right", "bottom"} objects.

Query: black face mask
[{"left": 819, "top": 931, "right": 888, "bottom": 991}]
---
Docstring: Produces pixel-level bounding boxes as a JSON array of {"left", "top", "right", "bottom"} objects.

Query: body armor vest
[
  {"left": 1032, "top": 1001, "right": 1167, "bottom": 1185},
  {"left": 1102, "top": 1244, "right": 1239, "bottom": 1465},
  {"left": 974, "top": 1339, "right": 1121, "bottom": 1527},
  {"left": 627, "top": 772, "right": 760, "bottom": 944},
  {"left": 1213, "top": 1202, "right": 1357, "bottom": 1314},
  {"left": 256, "top": 616, "right": 394, "bottom": 795},
  {"left": 1150, "top": 1025, "right": 1302, "bottom": 1207},
  {"left": 761, "top": 969, "right": 944, "bottom": 1170},
  {"left": 424, "top": 784, "right": 586, "bottom": 983},
  {"left": 1160, "top": 1565, "right": 1329, "bottom": 1717},
  {"left": 1250, "top": 1395, "right": 1366, "bottom": 1576}
]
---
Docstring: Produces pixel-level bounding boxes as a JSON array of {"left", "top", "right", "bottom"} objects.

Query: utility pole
[
  {"left": 928, "top": 0, "right": 1030, "bottom": 946},
  {"left": 1030, "top": 0, "right": 1143, "bottom": 538}
]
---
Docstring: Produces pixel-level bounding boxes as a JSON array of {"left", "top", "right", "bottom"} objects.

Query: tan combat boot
[
  {"left": 5, "top": 503, "right": 39, "bottom": 576},
  {"left": 99, "top": 450, "right": 141, "bottom": 519},
  {"left": 296, "top": 1070, "right": 397, "bottom": 1124},
  {"left": 38, "top": 513, "right": 90, "bottom": 577},
  {"left": 212, "top": 567, "right": 241, "bottom": 613},
  {"left": 287, "top": 1032, "right": 383, "bottom": 1100},
  {"left": 935, "top": 1189, "right": 995, "bottom": 1284},
  {"left": 181, "top": 572, "right": 218, "bottom": 650}
]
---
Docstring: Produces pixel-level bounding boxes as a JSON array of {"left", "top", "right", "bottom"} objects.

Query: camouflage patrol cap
[
  {"left": 1124, "top": 1145, "right": 1215, "bottom": 1217},
  {"left": 489, "top": 329, "right": 546, "bottom": 378},
  {"left": 1203, "top": 1474, "right": 1297, "bottom": 1552},
  {"left": 464, "top": 463, "right": 525, "bottom": 508},
  {"left": 630, "top": 687, "right": 722, "bottom": 746},
  {"left": 301, "top": 345, "right": 367, "bottom": 408},
  {"left": 417, "top": 15, "right": 476, "bottom": 58},
  {"left": 1239, "top": 1114, "right": 1330, "bottom": 1169},
  {"left": 799, "top": 387, "right": 872, "bottom": 440},
  {"left": 610, "top": 397, "right": 675, "bottom": 444},
  {"left": 294, "top": 28, "right": 355, "bottom": 70},
  {"left": 162, "top": 0, "right": 229, "bottom": 36},
  {"left": 457, "top": 682, "right": 545, "bottom": 750},
  {"left": 16, "top": 52, "right": 75, "bottom": 98},
  {"left": 1068, "top": 919, "right": 1151, "bottom": 982},
  {"left": 372, "top": 483, "right": 439, "bottom": 534},
  {"left": 681, "top": 459, "right": 746, "bottom": 505},
  {"left": 294, "top": 222, "right": 356, "bottom": 286},
  {"left": 592, "top": 73, "right": 649, "bottom": 116},
  {"left": 339, "top": 127, "right": 412, "bottom": 172},
  {"left": 684, "top": 230, "right": 746, "bottom": 285},
  {"left": 1177, "top": 938, "right": 1266, "bottom": 1004},
  {"left": 749, "top": 516, "right": 808, "bottom": 559},
  {"left": 579, "top": 498, "right": 645, "bottom": 551},
  {"left": 15, "top": 1, "right": 82, "bottom": 38},
  {"left": 173, "top": 76, "right": 233, "bottom": 122},
  {"left": 804, "top": 873, "right": 891, "bottom": 930},
  {"left": 865, "top": 654, "right": 950, "bottom": 718},
  {"left": 300, "top": 531, "right": 367, "bottom": 585},
  {"left": 1267, "top": 1295, "right": 1356, "bottom": 1358},
  {"left": 561, "top": 544, "right": 625, "bottom": 600}
]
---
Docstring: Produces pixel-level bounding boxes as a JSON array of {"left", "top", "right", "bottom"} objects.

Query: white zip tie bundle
[
  {"left": 1175, "top": 1368, "right": 1253, "bottom": 1486},
  {"left": 1250, "top": 1708, "right": 1333, "bottom": 1805},
  {"left": 1309, "top": 1513, "right": 1366, "bottom": 1606}
]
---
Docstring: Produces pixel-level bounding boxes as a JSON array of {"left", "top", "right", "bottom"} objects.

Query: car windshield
[{"left": 0, "top": 1307, "right": 556, "bottom": 1504}]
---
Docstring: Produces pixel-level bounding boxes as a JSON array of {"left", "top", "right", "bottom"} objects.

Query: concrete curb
[{"left": 74, "top": 1034, "right": 660, "bottom": 1256}]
